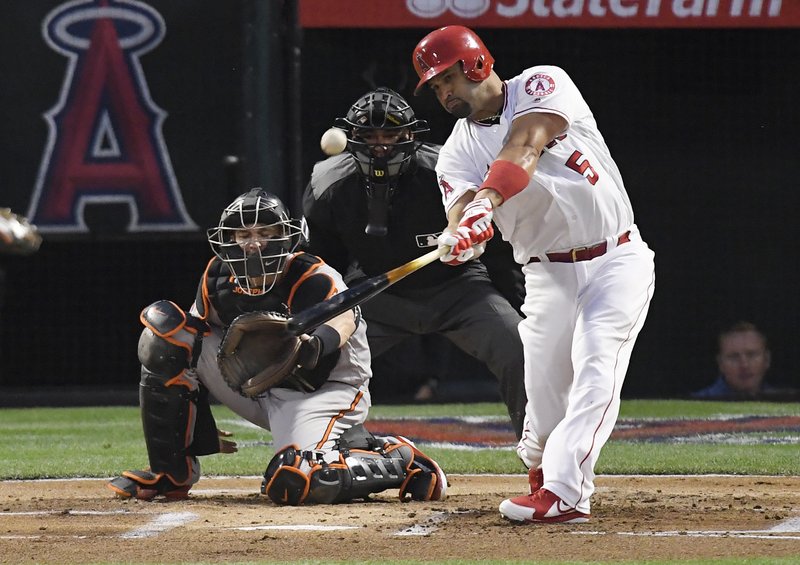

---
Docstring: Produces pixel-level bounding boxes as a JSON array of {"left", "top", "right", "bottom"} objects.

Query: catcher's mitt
[
  {"left": 217, "top": 311, "right": 303, "bottom": 397},
  {"left": 0, "top": 208, "right": 42, "bottom": 256}
]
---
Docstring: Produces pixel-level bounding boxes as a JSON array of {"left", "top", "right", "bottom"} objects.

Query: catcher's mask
[
  {"left": 207, "top": 188, "right": 306, "bottom": 294},
  {"left": 334, "top": 87, "right": 429, "bottom": 236}
]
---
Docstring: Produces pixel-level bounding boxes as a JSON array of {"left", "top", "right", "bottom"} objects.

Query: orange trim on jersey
[
  {"left": 287, "top": 258, "right": 337, "bottom": 309},
  {"left": 198, "top": 257, "right": 216, "bottom": 321},
  {"left": 314, "top": 390, "right": 365, "bottom": 450}
]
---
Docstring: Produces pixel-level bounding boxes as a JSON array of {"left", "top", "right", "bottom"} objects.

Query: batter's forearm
[
  {"left": 445, "top": 192, "right": 474, "bottom": 230},
  {"left": 495, "top": 144, "right": 541, "bottom": 176},
  {"left": 474, "top": 188, "right": 506, "bottom": 209},
  {"left": 478, "top": 147, "right": 539, "bottom": 207}
]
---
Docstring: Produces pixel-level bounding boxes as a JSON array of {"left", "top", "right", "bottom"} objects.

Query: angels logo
[
  {"left": 28, "top": 0, "right": 196, "bottom": 233},
  {"left": 525, "top": 73, "right": 556, "bottom": 97},
  {"left": 438, "top": 175, "right": 455, "bottom": 199},
  {"left": 406, "top": 0, "right": 490, "bottom": 19},
  {"left": 415, "top": 52, "right": 431, "bottom": 74}
]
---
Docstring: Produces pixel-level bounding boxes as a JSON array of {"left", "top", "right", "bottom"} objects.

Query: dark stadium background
[{"left": 1, "top": 1, "right": 796, "bottom": 404}]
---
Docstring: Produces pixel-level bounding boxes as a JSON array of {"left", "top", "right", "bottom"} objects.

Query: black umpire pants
[{"left": 359, "top": 271, "right": 527, "bottom": 439}]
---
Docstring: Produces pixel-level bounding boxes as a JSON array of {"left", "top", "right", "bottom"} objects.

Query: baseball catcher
[{"left": 107, "top": 188, "right": 446, "bottom": 504}]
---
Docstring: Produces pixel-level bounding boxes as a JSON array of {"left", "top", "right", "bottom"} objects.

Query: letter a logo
[{"left": 28, "top": 0, "right": 196, "bottom": 233}]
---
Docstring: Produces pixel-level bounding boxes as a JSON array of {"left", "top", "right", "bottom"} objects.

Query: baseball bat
[{"left": 287, "top": 246, "right": 449, "bottom": 336}]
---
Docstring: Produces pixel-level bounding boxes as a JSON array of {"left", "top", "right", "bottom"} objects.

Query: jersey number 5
[{"left": 566, "top": 151, "right": 599, "bottom": 186}]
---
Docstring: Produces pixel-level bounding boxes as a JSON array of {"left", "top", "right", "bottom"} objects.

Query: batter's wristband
[
  {"left": 311, "top": 324, "right": 341, "bottom": 358},
  {"left": 480, "top": 160, "right": 530, "bottom": 201}
]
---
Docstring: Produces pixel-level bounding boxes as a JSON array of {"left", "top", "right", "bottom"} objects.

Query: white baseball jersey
[
  {"left": 436, "top": 65, "right": 635, "bottom": 264},
  {"left": 437, "top": 66, "right": 656, "bottom": 514}
]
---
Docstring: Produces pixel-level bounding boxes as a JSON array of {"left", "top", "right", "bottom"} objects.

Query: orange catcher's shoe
[{"left": 107, "top": 469, "right": 195, "bottom": 501}]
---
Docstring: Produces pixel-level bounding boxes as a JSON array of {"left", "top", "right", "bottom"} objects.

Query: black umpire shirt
[{"left": 302, "top": 143, "right": 524, "bottom": 309}]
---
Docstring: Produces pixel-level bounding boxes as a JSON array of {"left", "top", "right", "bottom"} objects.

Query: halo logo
[
  {"left": 525, "top": 73, "right": 555, "bottom": 97},
  {"left": 28, "top": 0, "right": 196, "bottom": 233},
  {"left": 406, "top": 0, "right": 490, "bottom": 19}
]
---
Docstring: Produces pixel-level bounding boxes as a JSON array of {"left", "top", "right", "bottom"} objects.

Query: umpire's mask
[{"left": 334, "top": 87, "right": 429, "bottom": 236}]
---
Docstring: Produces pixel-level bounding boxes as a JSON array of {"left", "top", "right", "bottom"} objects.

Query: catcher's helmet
[
  {"left": 334, "top": 87, "right": 429, "bottom": 187},
  {"left": 207, "top": 188, "right": 306, "bottom": 293},
  {"left": 412, "top": 26, "right": 494, "bottom": 95}
]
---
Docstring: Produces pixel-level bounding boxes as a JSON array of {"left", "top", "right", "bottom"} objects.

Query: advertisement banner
[{"left": 299, "top": 0, "right": 800, "bottom": 28}]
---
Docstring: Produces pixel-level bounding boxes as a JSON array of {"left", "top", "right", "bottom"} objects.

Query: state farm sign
[{"left": 299, "top": 0, "right": 799, "bottom": 28}]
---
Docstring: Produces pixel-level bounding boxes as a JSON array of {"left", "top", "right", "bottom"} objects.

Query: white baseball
[{"left": 320, "top": 128, "right": 348, "bottom": 156}]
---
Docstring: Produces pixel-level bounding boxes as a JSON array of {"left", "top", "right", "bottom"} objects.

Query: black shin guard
[
  {"left": 136, "top": 300, "right": 211, "bottom": 486},
  {"left": 139, "top": 369, "right": 199, "bottom": 485}
]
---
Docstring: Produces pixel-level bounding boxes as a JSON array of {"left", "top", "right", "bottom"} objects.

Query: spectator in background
[{"left": 691, "top": 321, "right": 777, "bottom": 399}]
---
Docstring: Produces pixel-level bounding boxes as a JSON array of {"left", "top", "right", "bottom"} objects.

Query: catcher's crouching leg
[
  {"left": 260, "top": 425, "right": 447, "bottom": 505},
  {"left": 384, "top": 435, "right": 448, "bottom": 502},
  {"left": 107, "top": 300, "right": 215, "bottom": 501}
]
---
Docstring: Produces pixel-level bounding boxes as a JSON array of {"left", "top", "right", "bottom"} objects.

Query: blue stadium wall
[{"left": 0, "top": 0, "right": 797, "bottom": 401}]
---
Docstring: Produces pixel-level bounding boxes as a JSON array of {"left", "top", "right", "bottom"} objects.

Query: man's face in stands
[{"left": 717, "top": 330, "right": 770, "bottom": 396}]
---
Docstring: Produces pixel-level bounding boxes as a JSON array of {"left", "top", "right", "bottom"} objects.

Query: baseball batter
[
  {"left": 412, "top": 26, "right": 655, "bottom": 523},
  {"left": 107, "top": 188, "right": 446, "bottom": 505}
]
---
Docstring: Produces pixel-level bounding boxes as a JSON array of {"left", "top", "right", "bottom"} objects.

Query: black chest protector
[
  {"left": 197, "top": 254, "right": 321, "bottom": 327},
  {"left": 196, "top": 253, "right": 343, "bottom": 389}
]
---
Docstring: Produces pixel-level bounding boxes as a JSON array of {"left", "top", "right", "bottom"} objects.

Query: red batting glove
[
  {"left": 457, "top": 197, "right": 494, "bottom": 244},
  {"left": 437, "top": 227, "right": 475, "bottom": 266}
]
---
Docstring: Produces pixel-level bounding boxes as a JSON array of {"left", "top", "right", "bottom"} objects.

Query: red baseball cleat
[{"left": 499, "top": 488, "right": 590, "bottom": 524}]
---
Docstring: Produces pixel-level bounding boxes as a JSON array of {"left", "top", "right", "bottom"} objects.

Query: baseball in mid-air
[{"left": 320, "top": 128, "right": 348, "bottom": 156}]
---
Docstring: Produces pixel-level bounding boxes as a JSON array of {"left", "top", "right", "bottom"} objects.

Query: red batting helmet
[{"left": 412, "top": 25, "right": 494, "bottom": 95}]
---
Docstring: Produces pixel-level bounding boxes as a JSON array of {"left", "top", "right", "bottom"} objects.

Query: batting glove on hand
[
  {"left": 438, "top": 227, "right": 476, "bottom": 266},
  {"left": 458, "top": 197, "right": 494, "bottom": 245}
]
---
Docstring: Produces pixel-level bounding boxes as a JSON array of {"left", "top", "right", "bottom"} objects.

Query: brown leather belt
[{"left": 528, "top": 231, "right": 631, "bottom": 264}]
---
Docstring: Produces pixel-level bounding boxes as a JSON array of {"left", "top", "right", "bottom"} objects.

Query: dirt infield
[{"left": 2, "top": 475, "right": 799, "bottom": 564}]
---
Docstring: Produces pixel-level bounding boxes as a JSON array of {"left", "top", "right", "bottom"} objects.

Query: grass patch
[{"left": 1, "top": 400, "right": 798, "bottom": 479}]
